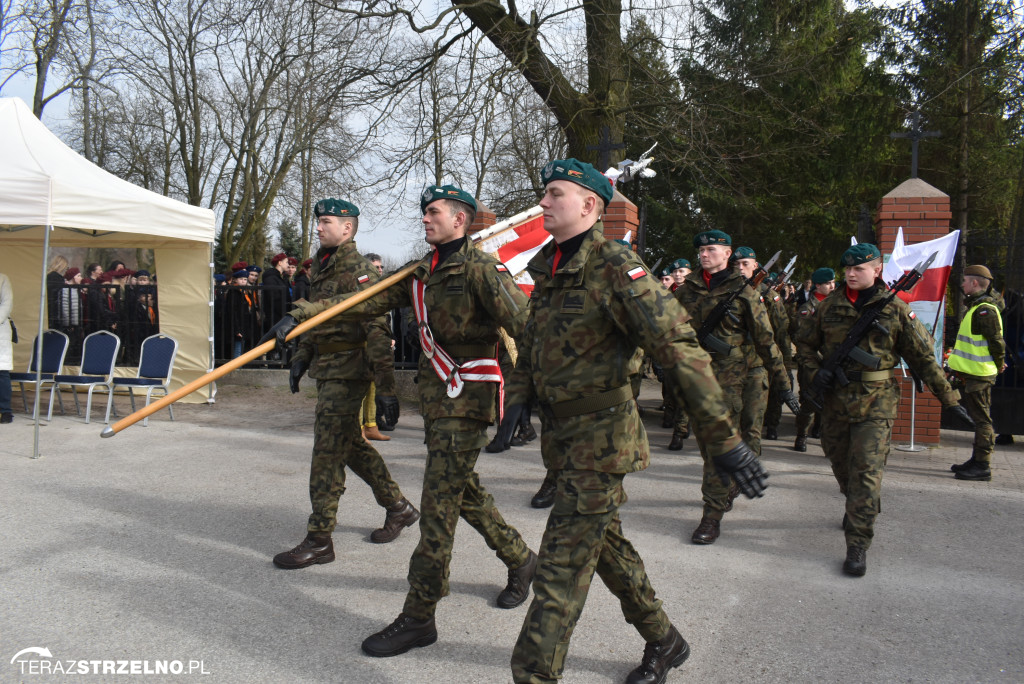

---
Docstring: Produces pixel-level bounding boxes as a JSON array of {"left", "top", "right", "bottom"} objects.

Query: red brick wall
[
  {"left": 602, "top": 190, "right": 638, "bottom": 247},
  {"left": 874, "top": 179, "right": 951, "bottom": 444}
]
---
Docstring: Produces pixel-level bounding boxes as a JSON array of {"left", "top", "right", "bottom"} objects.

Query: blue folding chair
[
  {"left": 53, "top": 330, "right": 121, "bottom": 424},
  {"left": 105, "top": 334, "right": 178, "bottom": 426},
  {"left": 10, "top": 330, "right": 69, "bottom": 419}
]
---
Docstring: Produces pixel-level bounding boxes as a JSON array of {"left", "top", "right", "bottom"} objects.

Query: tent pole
[{"left": 32, "top": 224, "right": 52, "bottom": 459}]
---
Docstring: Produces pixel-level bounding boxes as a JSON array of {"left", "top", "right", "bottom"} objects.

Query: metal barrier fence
[
  {"left": 48, "top": 283, "right": 159, "bottom": 366},
  {"left": 212, "top": 284, "right": 420, "bottom": 370}
]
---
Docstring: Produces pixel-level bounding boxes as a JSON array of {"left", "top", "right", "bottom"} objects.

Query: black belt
[
  {"left": 316, "top": 341, "right": 366, "bottom": 354},
  {"left": 443, "top": 343, "right": 495, "bottom": 358},
  {"left": 541, "top": 384, "right": 633, "bottom": 419},
  {"left": 844, "top": 369, "right": 894, "bottom": 382}
]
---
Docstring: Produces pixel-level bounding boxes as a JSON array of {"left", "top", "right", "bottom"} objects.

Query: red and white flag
[
  {"left": 474, "top": 207, "right": 550, "bottom": 295},
  {"left": 883, "top": 227, "right": 960, "bottom": 303}
]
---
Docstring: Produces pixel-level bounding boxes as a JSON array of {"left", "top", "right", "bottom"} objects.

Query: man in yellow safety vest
[{"left": 948, "top": 264, "right": 1006, "bottom": 481}]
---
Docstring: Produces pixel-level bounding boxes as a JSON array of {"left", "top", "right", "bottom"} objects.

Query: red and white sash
[{"left": 411, "top": 277, "right": 504, "bottom": 412}]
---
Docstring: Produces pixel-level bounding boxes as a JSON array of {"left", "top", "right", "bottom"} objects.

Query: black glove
[
  {"left": 813, "top": 367, "right": 834, "bottom": 389},
  {"left": 258, "top": 314, "right": 299, "bottom": 348},
  {"left": 780, "top": 388, "right": 802, "bottom": 415},
  {"left": 944, "top": 403, "right": 975, "bottom": 429},
  {"left": 289, "top": 357, "right": 309, "bottom": 394},
  {"left": 496, "top": 403, "right": 526, "bottom": 450},
  {"left": 376, "top": 394, "right": 400, "bottom": 427},
  {"left": 712, "top": 442, "right": 769, "bottom": 499}
]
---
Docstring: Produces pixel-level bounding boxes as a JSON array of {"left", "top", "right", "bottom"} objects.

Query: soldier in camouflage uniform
[
  {"left": 271, "top": 199, "right": 417, "bottom": 571},
  {"left": 674, "top": 233, "right": 796, "bottom": 545},
  {"left": 506, "top": 159, "right": 767, "bottom": 684},
  {"left": 948, "top": 264, "right": 1006, "bottom": 481},
  {"left": 755, "top": 261, "right": 795, "bottom": 442},
  {"left": 789, "top": 267, "right": 835, "bottom": 452},
  {"left": 794, "top": 244, "right": 962, "bottom": 576},
  {"left": 270, "top": 185, "right": 537, "bottom": 657}
]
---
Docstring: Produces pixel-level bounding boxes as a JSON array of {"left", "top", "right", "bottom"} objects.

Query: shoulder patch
[
  {"left": 357, "top": 274, "right": 370, "bottom": 284},
  {"left": 773, "top": 294, "right": 780, "bottom": 302},
  {"left": 909, "top": 311, "right": 916, "bottom": 319},
  {"left": 800, "top": 309, "right": 810, "bottom": 316},
  {"left": 626, "top": 266, "right": 646, "bottom": 281},
  {"left": 759, "top": 295, "right": 765, "bottom": 303},
  {"left": 495, "top": 263, "right": 509, "bottom": 273},
  {"left": 977, "top": 308, "right": 989, "bottom": 316}
]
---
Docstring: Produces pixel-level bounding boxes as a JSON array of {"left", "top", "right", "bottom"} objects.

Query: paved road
[{"left": 1, "top": 381, "right": 1021, "bottom": 683}]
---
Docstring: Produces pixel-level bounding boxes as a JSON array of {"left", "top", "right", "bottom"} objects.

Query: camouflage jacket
[
  {"left": 759, "top": 281, "right": 794, "bottom": 369},
  {"left": 674, "top": 268, "right": 790, "bottom": 390},
  {"left": 291, "top": 240, "right": 393, "bottom": 390},
  {"left": 793, "top": 280, "right": 957, "bottom": 422},
  {"left": 292, "top": 238, "right": 528, "bottom": 423},
  {"left": 506, "top": 225, "right": 741, "bottom": 473}
]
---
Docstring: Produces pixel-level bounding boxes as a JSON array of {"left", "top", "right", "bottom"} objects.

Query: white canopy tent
[{"left": 0, "top": 97, "right": 216, "bottom": 445}]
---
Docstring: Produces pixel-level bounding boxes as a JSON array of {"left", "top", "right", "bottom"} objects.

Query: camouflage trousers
[
  {"left": 740, "top": 366, "right": 769, "bottom": 455},
  {"left": 404, "top": 417, "right": 531, "bottom": 620},
  {"left": 308, "top": 379, "right": 403, "bottom": 534},
  {"left": 511, "top": 470, "right": 670, "bottom": 683},
  {"left": 695, "top": 378, "right": 746, "bottom": 520},
  {"left": 963, "top": 386, "right": 994, "bottom": 464},
  {"left": 820, "top": 412, "right": 892, "bottom": 550},
  {"left": 764, "top": 377, "right": 784, "bottom": 430},
  {"left": 661, "top": 377, "right": 689, "bottom": 432}
]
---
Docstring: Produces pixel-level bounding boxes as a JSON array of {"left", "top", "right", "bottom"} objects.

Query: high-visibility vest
[{"left": 948, "top": 302, "right": 1002, "bottom": 376}]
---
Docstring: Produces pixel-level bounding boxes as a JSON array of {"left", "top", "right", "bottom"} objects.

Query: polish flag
[
  {"left": 883, "top": 227, "right": 960, "bottom": 303},
  {"left": 474, "top": 207, "right": 551, "bottom": 295}
]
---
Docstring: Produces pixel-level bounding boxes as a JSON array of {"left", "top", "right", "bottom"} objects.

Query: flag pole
[{"left": 99, "top": 262, "right": 419, "bottom": 438}]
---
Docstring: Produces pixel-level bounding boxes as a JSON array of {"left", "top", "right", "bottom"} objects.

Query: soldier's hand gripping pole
[{"left": 100, "top": 262, "right": 419, "bottom": 438}]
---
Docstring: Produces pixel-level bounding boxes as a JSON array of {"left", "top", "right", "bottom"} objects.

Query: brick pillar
[
  {"left": 601, "top": 190, "right": 638, "bottom": 248},
  {"left": 874, "top": 178, "right": 952, "bottom": 445},
  {"left": 468, "top": 200, "right": 496, "bottom": 235}
]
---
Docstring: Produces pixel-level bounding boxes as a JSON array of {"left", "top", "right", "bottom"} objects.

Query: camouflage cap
[
  {"left": 314, "top": 198, "right": 360, "bottom": 218},
  {"left": 693, "top": 230, "right": 731, "bottom": 248},
  {"left": 671, "top": 258, "right": 691, "bottom": 270},
  {"left": 964, "top": 264, "right": 993, "bottom": 280},
  {"left": 731, "top": 246, "right": 757, "bottom": 261},
  {"left": 420, "top": 185, "right": 477, "bottom": 214},
  {"left": 811, "top": 267, "right": 836, "bottom": 284},
  {"left": 841, "top": 243, "right": 881, "bottom": 266},
  {"left": 541, "top": 158, "right": 614, "bottom": 206}
]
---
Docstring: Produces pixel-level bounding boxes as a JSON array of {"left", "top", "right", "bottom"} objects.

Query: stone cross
[
  {"left": 586, "top": 126, "right": 625, "bottom": 171},
  {"left": 890, "top": 111, "right": 941, "bottom": 179}
]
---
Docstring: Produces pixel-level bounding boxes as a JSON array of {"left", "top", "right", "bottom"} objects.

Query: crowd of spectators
[{"left": 45, "top": 255, "right": 159, "bottom": 365}]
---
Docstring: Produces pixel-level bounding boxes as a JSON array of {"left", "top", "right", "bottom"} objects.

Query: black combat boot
[
  {"left": 843, "top": 546, "right": 867, "bottom": 576},
  {"left": 530, "top": 476, "right": 557, "bottom": 509},
  {"left": 485, "top": 434, "right": 508, "bottom": 453},
  {"left": 667, "top": 430, "right": 684, "bottom": 451},
  {"left": 370, "top": 498, "right": 420, "bottom": 543},
  {"left": 625, "top": 625, "right": 690, "bottom": 684},
  {"left": 995, "top": 434, "right": 1014, "bottom": 445},
  {"left": 793, "top": 433, "right": 807, "bottom": 452},
  {"left": 661, "top": 406, "right": 675, "bottom": 429},
  {"left": 497, "top": 551, "right": 538, "bottom": 608},
  {"left": 763, "top": 425, "right": 778, "bottom": 441},
  {"left": 954, "top": 461, "right": 992, "bottom": 481},
  {"left": 272, "top": 533, "right": 334, "bottom": 569},
  {"left": 809, "top": 415, "right": 821, "bottom": 439},
  {"left": 690, "top": 516, "right": 720, "bottom": 545},
  {"left": 361, "top": 613, "right": 438, "bottom": 657},
  {"left": 519, "top": 419, "right": 538, "bottom": 443},
  {"left": 950, "top": 450, "right": 978, "bottom": 472}
]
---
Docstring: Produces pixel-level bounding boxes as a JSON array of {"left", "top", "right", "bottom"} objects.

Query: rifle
[
  {"left": 802, "top": 251, "right": 937, "bottom": 411},
  {"left": 696, "top": 250, "right": 781, "bottom": 356},
  {"left": 774, "top": 255, "right": 797, "bottom": 292}
]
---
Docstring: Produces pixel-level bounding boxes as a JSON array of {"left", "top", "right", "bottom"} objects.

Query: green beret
[
  {"left": 658, "top": 266, "right": 673, "bottom": 278},
  {"left": 314, "top": 198, "right": 359, "bottom": 218},
  {"left": 671, "top": 258, "right": 691, "bottom": 270},
  {"left": 841, "top": 243, "right": 881, "bottom": 267},
  {"left": 693, "top": 230, "right": 731, "bottom": 248},
  {"left": 811, "top": 267, "right": 836, "bottom": 284},
  {"left": 420, "top": 185, "right": 477, "bottom": 214},
  {"left": 732, "top": 246, "right": 757, "bottom": 261},
  {"left": 541, "top": 158, "right": 614, "bottom": 206}
]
